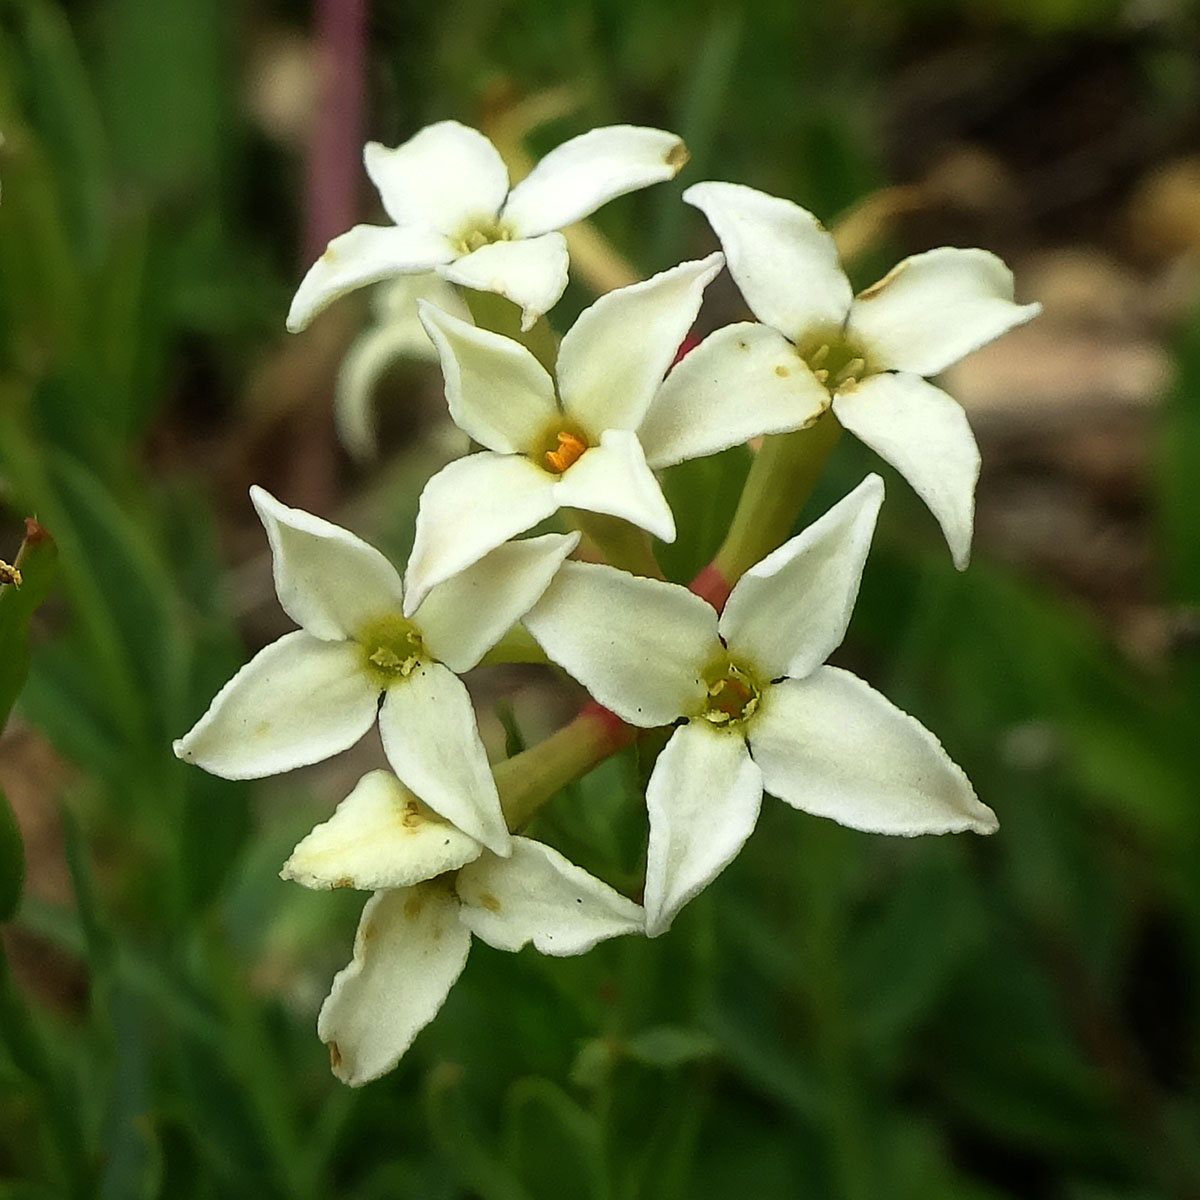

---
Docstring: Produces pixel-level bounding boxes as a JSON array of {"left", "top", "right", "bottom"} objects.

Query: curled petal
[
  {"left": 456, "top": 838, "right": 644, "bottom": 955},
  {"left": 639, "top": 322, "right": 828, "bottom": 469},
  {"left": 404, "top": 453, "right": 557, "bottom": 616},
  {"left": 364, "top": 123, "right": 509, "bottom": 234},
  {"left": 282, "top": 771, "right": 482, "bottom": 890},
  {"left": 418, "top": 302, "right": 558, "bottom": 453},
  {"left": 684, "top": 182, "right": 851, "bottom": 342},
  {"left": 416, "top": 533, "right": 580, "bottom": 673},
  {"left": 553, "top": 429, "right": 676, "bottom": 543},
  {"left": 846, "top": 247, "right": 1041, "bottom": 377},
  {"left": 502, "top": 125, "right": 688, "bottom": 239},
  {"left": 317, "top": 886, "right": 471, "bottom": 1086},
  {"left": 287, "top": 224, "right": 455, "bottom": 332},
  {"left": 523, "top": 561, "right": 717, "bottom": 728},
  {"left": 378, "top": 663, "right": 511, "bottom": 857},
  {"left": 173, "top": 632, "right": 379, "bottom": 779},
  {"left": 557, "top": 254, "right": 724, "bottom": 434},
  {"left": 644, "top": 722, "right": 763, "bottom": 937},
  {"left": 719, "top": 475, "right": 883, "bottom": 681},
  {"left": 251, "top": 487, "right": 405, "bottom": 640},
  {"left": 749, "top": 668, "right": 998, "bottom": 835},
  {"left": 833, "top": 372, "right": 980, "bottom": 570},
  {"left": 438, "top": 234, "right": 569, "bottom": 331}
]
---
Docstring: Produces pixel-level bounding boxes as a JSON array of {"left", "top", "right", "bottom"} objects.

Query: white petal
[
  {"left": 378, "top": 663, "right": 511, "bottom": 857},
  {"left": 501, "top": 125, "right": 688, "bottom": 239},
  {"left": 846, "top": 247, "right": 1041, "bottom": 377},
  {"left": 250, "top": 487, "right": 405, "bottom": 640},
  {"left": 456, "top": 838, "right": 644, "bottom": 955},
  {"left": 286, "top": 224, "right": 455, "bottom": 332},
  {"left": 415, "top": 532, "right": 580, "bottom": 672},
  {"left": 417, "top": 301, "right": 558, "bottom": 452},
  {"left": 553, "top": 429, "right": 675, "bottom": 542},
  {"left": 638, "top": 323, "right": 829, "bottom": 469},
  {"left": 523, "top": 561, "right": 716, "bottom": 727},
  {"left": 317, "top": 886, "right": 471, "bottom": 1086},
  {"left": 403, "top": 453, "right": 558, "bottom": 616},
  {"left": 683, "top": 182, "right": 851, "bottom": 341},
  {"left": 833, "top": 372, "right": 980, "bottom": 570},
  {"left": 556, "top": 254, "right": 724, "bottom": 434},
  {"left": 749, "top": 668, "right": 997, "bottom": 835},
  {"left": 281, "top": 770, "right": 482, "bottom": 890},
  {"left": 364, "top": 123, "right": 508, "bottom": 234},
  {"left": 719, "top": 475, "right": 883, "bottom": 681},
  {"left": 643, "top": 722, "right": 763, "bottom": 937},
  {"left": 437, "top": 234, "right": 569, "bottom": 331},
  {"left": 173, "top": 632, "right": 378, "bottom": 779}
]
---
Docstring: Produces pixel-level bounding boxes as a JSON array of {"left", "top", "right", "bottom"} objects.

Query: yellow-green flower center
[
  {"left": 699, "top": 657, "right": 763, "bottom": 727},
  {"left": 796, "top": 329, "right": 872, "bottom": 391},
  {"left": 358, "top": 614, "right": 426, "bottom": 685},
  {"left": 453, "top": 216, "right": 513, "bottom": 256},
  {"left": 532, "top": 418, "right": 592, "bottom": 476}
]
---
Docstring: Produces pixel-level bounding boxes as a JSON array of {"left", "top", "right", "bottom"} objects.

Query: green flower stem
[
  {"left": 495, "top": 703, "right": 637, "bottom": 830},
  {"left": 565, "top": 509, "right": 666, "bottom": 580},
  {"left": 463, "top": 288, "right": 559, "bottom": 373},
  {"left": 710, "top": 411, "right": 841, "bottom": 593},
  {"left": 476, "top": 623, "right": 549, "bottom": 667}
]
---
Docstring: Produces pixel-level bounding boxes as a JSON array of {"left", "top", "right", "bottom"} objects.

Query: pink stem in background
[{"left": 304, "top": 0, "right": 366, "bottom": 265}]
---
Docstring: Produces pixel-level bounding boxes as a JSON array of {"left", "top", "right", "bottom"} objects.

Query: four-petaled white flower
[
  {"left": 174, "top": 486, "right": 578, "bottom": 855},
  {"left": 287, "top": 120, "right": 689, "bottom": 335},
  {"left": 402, "top": 253, "right": 724, "bottom": 614},
  {"left": 639, "top": 182, "right": 1041, "bottom": 569},
  {"left": 283, "top": 771, "right": 644, "bottom": 1085},
  {"left": 524, "top": 475, "right": 998, "bottom": 936}
]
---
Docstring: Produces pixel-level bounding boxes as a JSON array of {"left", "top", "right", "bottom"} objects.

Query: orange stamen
[{"left": 544, "top": 431, "right": 588, "bottom": 473}]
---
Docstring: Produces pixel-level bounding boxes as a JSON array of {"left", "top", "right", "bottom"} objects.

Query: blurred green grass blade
[
  {"left": 503, "top": 1078, "right": 607, "bottom": 1200},
  {"left": 0, "top": 518, "right": 58, "bottom": 731},
  {"left": 1159, "top": 299, "right": 1200, "bottom": 604},
  {"left": 0, "top": 784, "right": 24, "bottom": 921}
]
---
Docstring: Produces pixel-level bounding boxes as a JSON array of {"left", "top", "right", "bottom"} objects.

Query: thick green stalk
[
  {"left": 463, "top": 289, "right": 559, "bottom": 372},
  {"left": 566, "top": 509, "right": 666, "bottom": 580}
]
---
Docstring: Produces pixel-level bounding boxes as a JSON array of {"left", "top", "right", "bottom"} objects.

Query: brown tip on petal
[
  {"left": 22, "top": 518, "right": 51, "bottom": 544},
  {"left": 666, "top": 142, "right": 690, "bottom": 172},
  {"left": 327, "top": 1041, "right": 343, "bottom": 1070}
]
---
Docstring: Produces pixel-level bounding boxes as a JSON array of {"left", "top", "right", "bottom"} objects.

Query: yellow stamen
[{"left": 544, "top": 431, "right": 588, "bottom": 474}]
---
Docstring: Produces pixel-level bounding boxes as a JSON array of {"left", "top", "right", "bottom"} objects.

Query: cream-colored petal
[
  {"left": 403, "top": 453, "right": 558, "bottom": 616},
  {"left": 250, "top": 487, "right": 405, "bottom": 640},
  {"left": 281, "top": 770, "right": 482, "bottom": 890},
  {"left": 683, "top": 182, "right": 851, "bottom": 341},
  {"left": 286, "top": 224, "right": 455, "bottom": 332},
  {"left": 523, "top": 561, "right": 717, "bottom": 728},
  {"left": 749, "top": 668, "right": 998, "bottom": 835},
  {"left": 415, "top": 533, "right": 579, "bottom": 673},
  {"left": 378, "top": 664, "right": 511, "bottom": 857},
  {"left": 173, "top": 633, "right": 378, "bottom": 779},
  {"left": 556, "top": 254, "right": 724, "bottom": 434},
  {"left": 644, "top": 722, "right": 763, "bottom": 937},
  {"left": 552, "top": 429, "right": 676, "bottom": 543},
  {"left": 437, "top": 234, "right": 569, "bottom": 331},
  {"left": 846, "top": 247, "right": 1041, "bottom": 377},
  {"left": 501, "top": 125, "right": 688, "bottom": 238},
  {"left": 417, "top": 301, "right": 558, "bottom": 452},
  {"left": 317, "top": 886, "right": 471, "bottom": 1086},
  {"left": 833, "top": 372, "right": 980, "bottom": 570},
  {"left": 364, "top": 123, "right": 508, "bottom": 234},
  {"left": 456, "top": 838, "right": 644, "bottom": 955},
  {"left": 719, "top": 475, "right": 883, "bottom": 681},
  {"left": 638, "top": 322, "right": 828, "bottom": 469}
]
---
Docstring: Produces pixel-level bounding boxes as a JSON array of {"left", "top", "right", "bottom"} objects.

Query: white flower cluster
[{"left": 176, "top": 120, "right": 1037, "bottom": 1086}]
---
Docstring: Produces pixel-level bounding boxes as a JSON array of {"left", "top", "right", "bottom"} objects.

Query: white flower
[
  {"left": 287, "top": 121, "right": 689, "bottom": 334},
  {"left": 523, "top": 475, "right": 998, "bottom": 936},
  {"left": 174, "top": 487, "right": 578, "bottom": 855},
  {"left": 283, "top": 771, "right": 644, "bottom": 1085},
  {"left": 640, "top": 182, "right": 1041, "bottom": 569},
  {"left": 402, "top": 253, "right": 724, "bottom": 614},
  {"left": 334, "top": 274, "right": 472, "bottom": 460}
]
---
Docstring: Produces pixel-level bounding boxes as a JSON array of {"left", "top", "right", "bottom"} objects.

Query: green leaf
[
  {"left": 624, "top": 1025, "right": 718, "bottom": 1069},
  {"left": 0, "top": 784, "right": 24, "bottom": 922},
  {"left": 0, "top": 519, "right": 58, "bottom": 733}
]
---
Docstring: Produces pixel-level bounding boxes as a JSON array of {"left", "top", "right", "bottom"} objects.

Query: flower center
[
  {"left": 453, "top": 216, "right": 512, "bottom": 256},
  {"left": 796, "top": 330, "right": 871, "bottom": 392},
  {"left": 532, "top": 420, "right": 592, "bottom": 476},
  {"left": 357, "top": 614, "right": 426, "bottom": 685},
  {"left": 699, "top": 657, "right": 763, "bottom": 727}
]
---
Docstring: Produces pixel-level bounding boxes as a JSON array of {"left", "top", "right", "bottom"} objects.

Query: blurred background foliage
[{"left": 1, "top": 0, "right": 1199, "bottom": 1196}]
